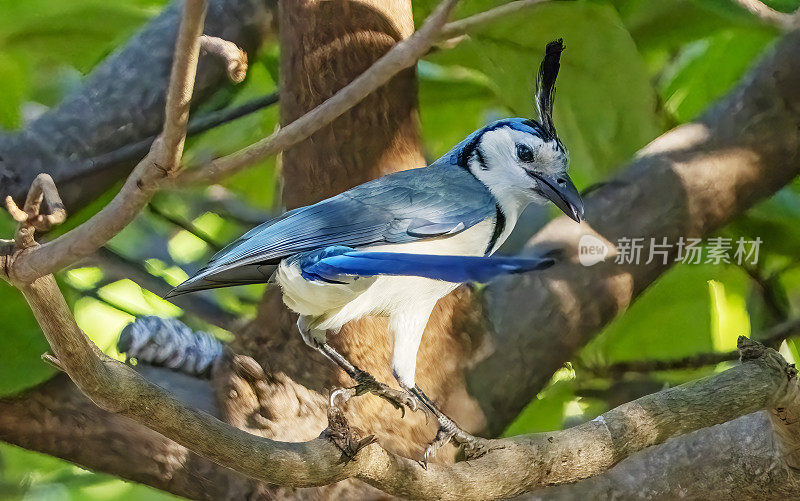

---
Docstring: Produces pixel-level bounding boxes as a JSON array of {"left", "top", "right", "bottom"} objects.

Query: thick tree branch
[
  {"left": 531, "top": 387, "right": 800, "bottom": 499},
  {"left": 469, "top": 30, "right": 800, "bottom": 435},
  {"left": 9, "top": 259, "right": 800, "bottom": 499}
]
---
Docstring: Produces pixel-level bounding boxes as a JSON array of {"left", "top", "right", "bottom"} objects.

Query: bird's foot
[
  {"left": 420, "top": 420, "right": 492, "bottom": 468},
  {"left": 331, "top": 370, "right": 418, "bottom": 417}
]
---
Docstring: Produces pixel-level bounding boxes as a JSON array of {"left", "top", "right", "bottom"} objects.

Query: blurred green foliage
[
  {"left": 2, "top": 0, "right": 800, "bottom": 497},
  {"left": 0, "top": 444, "right": 175, "bottom": 501}
]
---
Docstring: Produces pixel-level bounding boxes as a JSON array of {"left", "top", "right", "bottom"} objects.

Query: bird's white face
[{"left": 468, "top": 125, "right": 583, "bottom": 223}]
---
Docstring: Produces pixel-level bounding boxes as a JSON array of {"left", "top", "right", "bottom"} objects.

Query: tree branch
[
  {"left": 4, "top": 174, "right": 66, "bottom": 248},
  {"left": 176, "top": 0, "right": 461, "bottom": 185},
  {"left": 531, "top": 388, "right": 800, "bottom": 499},
  {"left": 11, "top": 259, "right": 800, "bottom": 498},
  {"left": 439, "top": 0, "right": 550, "bottom": 39}
]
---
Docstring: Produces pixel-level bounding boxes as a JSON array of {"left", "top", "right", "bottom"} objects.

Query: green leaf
[
  {"left": 583, "top": 263, "right": 752, "bottom": 364},
  {"left": 0, "top": 54, "right": 27, "bottom": 129},
  {"left": 659, "top": 27, "right": 775, "bottom": 122},
  {"left": 424, "top": 2, "right": 662, "bottom": 186},
  {"left": 503, "top": 377, "right": 576, "bottom": 435},
  {"left": 0, "top": 285, "right": 54, "bottom": 397},
  {"left": 418, "top": 61, "right": 496, "bottom": 158},
  {"left": 0, "top": 0, "right": 159, "bottom": 73},
  {"left": 0, "top": 214, "right": 55, "bottom": 396}
]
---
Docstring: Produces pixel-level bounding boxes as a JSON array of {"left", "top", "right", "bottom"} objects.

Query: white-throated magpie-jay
[{"left": 168, "top": 39, "right": 583, "bottom": 462}]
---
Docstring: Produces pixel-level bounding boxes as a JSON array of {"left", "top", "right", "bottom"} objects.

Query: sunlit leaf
[{"left": 583, "top": 264, "right": 752, "bottom": 363}]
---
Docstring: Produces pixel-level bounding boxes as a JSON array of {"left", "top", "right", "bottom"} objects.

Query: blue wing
[
  {"left": 168, "top": 164, "right": 496, "bottom": 296},
  {"left": 298, "top": 247, "right": 555, "bottom": 284}
]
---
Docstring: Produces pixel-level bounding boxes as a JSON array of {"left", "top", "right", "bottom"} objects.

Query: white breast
[{"left": 275, "top": 218, "right": 497, "bottom": 331}]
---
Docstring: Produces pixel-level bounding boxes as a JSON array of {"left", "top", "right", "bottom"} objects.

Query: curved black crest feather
[{"left": 535, "top": 38, "right": 564, "bottom": 139}]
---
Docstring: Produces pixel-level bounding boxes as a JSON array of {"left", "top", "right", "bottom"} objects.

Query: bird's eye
[{"left": 516, "top": 144, "right": 534, "bottom": 163}]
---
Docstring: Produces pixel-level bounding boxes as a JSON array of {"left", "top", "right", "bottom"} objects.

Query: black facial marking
[
  {"left": 456, "top": 121, "right": 519, "bottom": 169},
  {"left": 486, "top": 204, "right": 506, "bottom": 255},
  {"left": 516, "top": 143, "right": 534, "bottom": 163},
  {"left": 474, "top": 147, "right": 488, "bottom": 170}
]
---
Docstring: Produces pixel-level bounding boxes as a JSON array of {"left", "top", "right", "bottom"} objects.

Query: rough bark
[
  {"left": 0, "top": 0, "right": 273, "bottom": 211},
  {"left": 528, "top": 410, "right": 800, "bottom": 500}
]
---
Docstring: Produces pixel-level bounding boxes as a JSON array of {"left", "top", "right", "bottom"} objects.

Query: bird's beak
[{"left": 532, "top": 172, "right": 584, "bottom": 222}]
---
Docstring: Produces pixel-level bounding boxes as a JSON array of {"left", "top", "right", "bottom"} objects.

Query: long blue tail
[{"left": 299, "top": 248, "right": 555, "bottom": 283}]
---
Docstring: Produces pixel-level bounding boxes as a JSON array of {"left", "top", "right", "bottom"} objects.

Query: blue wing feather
[
  {"left": 168, "top": 164, "right": 497, "bottom": 296},
  {"left": 203, "top": 164, "right": 494, "bottom": 268}
]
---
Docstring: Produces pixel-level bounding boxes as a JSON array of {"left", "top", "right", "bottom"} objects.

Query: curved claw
[
  {"left": 420, "top": 423, "right": 491, "bottom": 467},
  {"left": 330, "top": 387, "right": 356, "bottom": 407}
]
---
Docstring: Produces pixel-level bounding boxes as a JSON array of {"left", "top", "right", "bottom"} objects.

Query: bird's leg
[
  {"left": 312, "top": 341, "right": 417, "bottom": 416},
  {"left": 402, "top": 383, "right": 491, "bottom": 464}
]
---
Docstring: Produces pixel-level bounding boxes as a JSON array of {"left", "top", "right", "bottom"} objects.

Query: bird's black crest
[{"left": 535, "top": 39, "right": 564, "bottom": 139}]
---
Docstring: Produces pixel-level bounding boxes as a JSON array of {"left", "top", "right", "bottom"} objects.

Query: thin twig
[
  {"left": 440, "top": 0, "right": 550, "bottom": 39},
  {"left": 733, "top": 0, "right": 798, "bottom": 30},
  {"left": 3, "top": 0, "right": 209, "bottom": 284},
  {"left": 585, "top": 317, "right": 800, "bottom": 376},
  {"left": 177, "top": 0, "right": 462, "bottom": 185},
  {"left": 200, "top": 34, "right": 248, "bottom": 83},
  {"left": 57, "top": 92, "right": 279, "bottom": 186},
  {"left": 159, "top": 0, "right": 207, "bottom": 173}
]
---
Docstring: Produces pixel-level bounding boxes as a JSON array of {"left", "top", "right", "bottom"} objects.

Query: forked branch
[
  {"left": 1, "top": 0, "right": 208, "bottom": 285},
  {"left": 4, "top": 174, "right": 66, "bottom": 248}
]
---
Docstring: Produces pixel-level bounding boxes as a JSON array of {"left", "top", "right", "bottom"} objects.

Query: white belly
[{"left": 274, "top": 219, "right": 494, "bottom": 330}]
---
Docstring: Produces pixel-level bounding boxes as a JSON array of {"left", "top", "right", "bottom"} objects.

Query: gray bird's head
[{"left": 447, "top": 39, "right": 584, "bottom": 223}]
